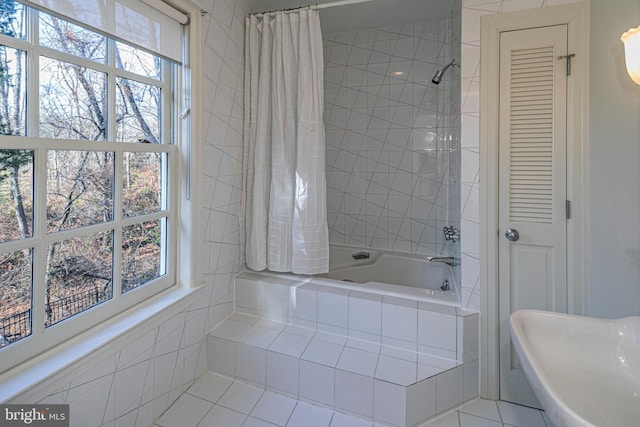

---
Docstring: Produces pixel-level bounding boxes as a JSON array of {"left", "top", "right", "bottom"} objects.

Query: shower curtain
[{"left": 243, "top": 9, "right": 329, "bottom": 274}]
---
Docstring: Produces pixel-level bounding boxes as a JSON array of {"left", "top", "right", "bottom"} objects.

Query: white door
[{"left": 498, "top": 25, "right": 568, "bottom": 408}]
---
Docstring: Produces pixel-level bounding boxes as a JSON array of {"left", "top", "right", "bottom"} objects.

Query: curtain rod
[{"left": 250, "top": 0, "right": 374, "bottom": 17}]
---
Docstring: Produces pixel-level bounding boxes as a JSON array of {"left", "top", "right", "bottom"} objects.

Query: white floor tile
[
  {"left": 330, "top": 411, "right": 374, "bottom": 427},
  {"left": 229, "top": 313, "right": 260, "bottom": 325},
  {"left": 239, "top": 324, "right": 282, "bottom": 349},
  {"left": 286, "top": 401, "right": 334, "bottom": 427},
  {"left": 168, "top": 373, "right": 551, "bottom": 427},
  {"left": 284, "top": 324, "right": 316, "bottom": 338},
  {"left": 419, "top": 412, "right": 459, "bottom": 427},
  {"left": 157, "top": 394, "right": 212, "bottom": 427},
  {"left": 269, "top": 332, "right": 312, "bottom": 358},
  {"left": 197, "top": 405, "right": 246, "bottom": 427},
  {"left": 375, "top": 354, "right": 417, "bottom": 386},
  {"left": 186, "top": 372, "right": 234, "bottom": 403},
  {"left": 243, "top": 417, "right": 279, "bottom": 427},
  {"left": 314, "top": 331, "right": 348, "bottom": 346},
  {"left": 458, "top": 399, "right": 501, "bottom": 422},
  {"left": 250, "top": 391, "right": 297, "bottom": 426},
  {"left": 210, "top": 319, "right": 254, "bottom": 341},
  {"left": 497, "top": 401, "right": 546, "bottom": 427},
  {"left": 336, "top": 347, "right": 378, "bottom": 377},
  {"left": 217, "top": 381, "right": 264, "bottom": 414},
  {"left": 459, "top": 412, "right": 502, "bottom": 427},
  {"left": 301, "top": 338, "right": 344, "bottom": 367},
  {"left": 345, "top": 337, "right": 380, "bottom": 353}
]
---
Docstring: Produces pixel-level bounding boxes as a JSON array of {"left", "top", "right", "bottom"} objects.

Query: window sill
[{"left": 0, "top": 285, "right": 203, "bottom": 403}]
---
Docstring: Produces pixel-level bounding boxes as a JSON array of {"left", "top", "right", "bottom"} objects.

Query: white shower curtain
[{"left": 243, "top": 9, "right": 329, "bottom": 274}]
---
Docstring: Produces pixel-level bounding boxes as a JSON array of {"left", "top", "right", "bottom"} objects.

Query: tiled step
[
  {"left": 208, "top": 313, "right": 467, "bottom": 427},
  {"left": 157, "top": 372, "right": 548, "bottom": 427},
  {"left": 206, "top": 272, "right": 479, "bottom": 427}
]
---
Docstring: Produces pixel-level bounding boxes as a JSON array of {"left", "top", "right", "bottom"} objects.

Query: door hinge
[
  {"left": 558, "top": 53, "right": 576, "bottom": 76},
  {"left": 566, "top": 200, "right": 571, "bottom": 219}
]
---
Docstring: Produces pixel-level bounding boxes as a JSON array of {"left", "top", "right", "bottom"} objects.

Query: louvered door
[{"left": 498, "top": 25, "right": 568, "bottom": 408}]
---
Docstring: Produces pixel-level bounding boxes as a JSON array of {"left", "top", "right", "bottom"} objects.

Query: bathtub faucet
[{"left": 427, "top": 256, "right": 455, "bottom": 266}]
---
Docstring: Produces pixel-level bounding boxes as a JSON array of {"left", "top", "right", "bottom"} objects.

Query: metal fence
[
  {"left": 0, "top": 287, "right": 112, "bottom": 346},
  {"left": 0, "top": 309, "right": 30, "bottom": 345}
]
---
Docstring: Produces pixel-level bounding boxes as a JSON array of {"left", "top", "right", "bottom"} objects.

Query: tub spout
[{"left": 427, "top": 256, "right": 455, "bottom": 266}]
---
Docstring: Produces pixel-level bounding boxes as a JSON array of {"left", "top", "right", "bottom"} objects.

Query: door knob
[{"left": 505, "top": 228, "right": 520, "bottom": 242}]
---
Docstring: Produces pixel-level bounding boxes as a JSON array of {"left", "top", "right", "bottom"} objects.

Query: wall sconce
[{"left": 621, "top": 25, "right": 640, "bottom": 85}]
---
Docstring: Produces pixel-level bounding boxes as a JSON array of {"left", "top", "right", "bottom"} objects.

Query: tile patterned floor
[{"left": 155, "top": 372, "right": 552, "bottom": 427}]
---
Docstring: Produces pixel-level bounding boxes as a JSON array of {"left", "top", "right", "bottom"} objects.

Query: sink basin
[{"left": 510, "top": 309, "right": 640, "bottom": 427}]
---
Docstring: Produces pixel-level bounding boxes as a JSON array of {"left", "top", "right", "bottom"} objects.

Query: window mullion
[
  {"left": 107, "top": 40, "right": 122, "bottom": 302},
  {"left": 112, "top": 150, "right": 123, "bottom": 302},
  {"left": 107, "top": 39, "right": 116, "bottom": 142},
  {"left": 31, "top": 145, "right": 47, "bottom": 338},
  {"left": 25, "top": 5, "right": 38, "bottom": 139},
  {"left": 26, "top": 5, "right": 46, "bottom": 340}
]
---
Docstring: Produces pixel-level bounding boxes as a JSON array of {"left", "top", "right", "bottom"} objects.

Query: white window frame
[{"left": 0, "top": 0, "right": 202, "bottom": 374}]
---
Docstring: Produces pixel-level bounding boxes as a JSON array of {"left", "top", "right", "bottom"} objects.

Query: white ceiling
[{"left": 252, "top": 0, "right": 454, "bottom": 34}]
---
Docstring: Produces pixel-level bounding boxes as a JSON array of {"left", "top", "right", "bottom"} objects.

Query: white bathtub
[{"left": 313, "top": 245, "right": 460, "bottom": 306}]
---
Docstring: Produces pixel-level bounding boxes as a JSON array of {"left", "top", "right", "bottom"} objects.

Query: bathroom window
[{"left": 0, "top": 1, "right": 188, "bottom": 370}]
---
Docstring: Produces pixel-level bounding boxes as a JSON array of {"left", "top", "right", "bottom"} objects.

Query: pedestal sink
[{"left": 510, "top": 309, "right": 640, "bottom": 427}]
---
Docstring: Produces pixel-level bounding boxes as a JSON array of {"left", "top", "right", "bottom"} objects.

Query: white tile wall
[{"left": 323, "top": 20, "right": 460, "bottom": 256}]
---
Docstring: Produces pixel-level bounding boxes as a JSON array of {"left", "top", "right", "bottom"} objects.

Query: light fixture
[{"left": 621, "top": 25, "right": 640, "bottom": 85}]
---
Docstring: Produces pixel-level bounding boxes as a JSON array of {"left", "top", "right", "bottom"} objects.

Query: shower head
[{"left": 431, "top": 59, "right": 458, "bottom": 84}]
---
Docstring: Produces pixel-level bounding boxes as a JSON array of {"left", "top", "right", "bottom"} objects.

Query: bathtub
[{"left": 313, "top": 245, "right": 459, "bottom": 306}]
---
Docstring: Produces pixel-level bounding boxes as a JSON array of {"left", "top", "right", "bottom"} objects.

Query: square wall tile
[
  {"left": 263, "top": 282, "right": 290, "bottom": 321},
  {"left": 235, "top": 277, "right": 263, "bottom": 315},
  {"left": 290, "top": 284, "right": 319, "bottom": 323},
  {"left": 348, "top": 292, "right": 382, "bottom": 336},
  {"left": 235, "top": 344, "right": 266, "bottom": 386},
  {"left": 318, "top": 287, "right": 349, "bottom": 329},
  {"left": 382, "top": 302, "right": 417, "bottom": 344},
  {"left": 299, "top": 360, "right": 335, "bottom": 407},
  {"left": 335, "top": 370, "right": 374, "bottom": 418},
  {"left": 436, "top": 366, "right": 464, "bottom": 413},
  {"left": 373, "top": 380, "right": 406, "bottom": 427},
  {"left": 207, "top": 336, "right": 235, "bottom": 377},
  {"left": 463, "top": 359, "right": 479, "bottom": 402},
  {"left": 418, "top": 310, "right": 457, "bottom": 353},
  {"left": 460, "top": 312, "right": 479, "bottom": 361},
  {"left": 266, "top": 352, "right": 299, "bottom": 398},
  {"left": 407, "top": 377, "right": 436, "bottom": 426}
]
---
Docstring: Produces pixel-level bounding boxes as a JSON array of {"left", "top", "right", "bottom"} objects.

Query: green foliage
[{"left": 0, "top": 149, "right": 31, "bottom": 184}]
